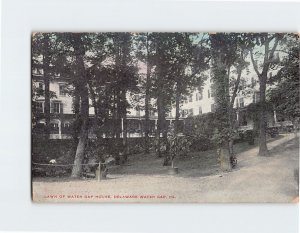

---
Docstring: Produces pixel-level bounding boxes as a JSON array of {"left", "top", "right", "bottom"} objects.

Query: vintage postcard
[{"left": 31, "top": 32, "right": 299, "bottom": 203}]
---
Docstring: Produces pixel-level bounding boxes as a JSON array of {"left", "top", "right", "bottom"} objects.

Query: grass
[
  {"left": 108, "top": 134, "right": 286, "bottom": 178},
  {"left": 32, "top": 134, "right": 288, "bottom": 182}
]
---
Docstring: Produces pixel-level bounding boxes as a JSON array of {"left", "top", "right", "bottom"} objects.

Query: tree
[
  {"left": 150, "top": 33, "right": 176, "bottom": 159},
  {"left": 69, "top": 33, "right": 90, "bottom": 178},
  {"left": 86, "top": 33, "right": 139, "bottom": 163},
  {"left": 249, "top": 33, "right": 283, "bottom": 156},
  {"left": 162, "top": 33, "right": 210, "bottom": 134},
  {"left": 32, "top": 33, "right": 59, "bottom": 139},
  {"left": 269, "top": 35, "right": 300, "bottom": 129},
  {"left": 134, "top": 32, "right": 153, "bottom": 154},
  {"left": 109, "top": 33, "right": 139, "bottom": 162},
  {"left": 209, "top": 33, "right": 249, "bottom": 170},
  {"left": 85, "top": 33, "right": 110, "bottom": 140}
]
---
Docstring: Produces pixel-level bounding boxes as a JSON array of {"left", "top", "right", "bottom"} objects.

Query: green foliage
[
  {"left": 269, "top": 41, "right": 300, "bottom": 120},
  {"left": 167, "top": 125, "right": 192, "bottom": 163},
  {"left": 185, "top": 113, "right": 216, "bottom": 138}
]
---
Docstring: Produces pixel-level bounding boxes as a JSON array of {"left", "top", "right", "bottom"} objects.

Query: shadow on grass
[
  {"left": 269, "top": 136, "right": 299, "bottom": 155},
  {"left": 32, "top": 134, "right": 292, "bottom": 182}
]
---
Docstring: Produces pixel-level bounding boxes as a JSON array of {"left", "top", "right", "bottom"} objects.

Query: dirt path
[{"left": 32, "top": 134, "right": 299, "bottom": 203}]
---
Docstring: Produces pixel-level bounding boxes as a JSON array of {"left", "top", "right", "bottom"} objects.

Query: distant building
[
  {"left": 32, "top": 71, "right": 182, "bottom": 139},
  {"left": 32, "top": 68, "right": 290, "bottom": 139},
  {"left": 176, "top": 75, "right": 285, "bottom": 132}
]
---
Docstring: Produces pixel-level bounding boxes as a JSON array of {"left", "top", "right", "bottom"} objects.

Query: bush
[
  {"left": 267, "top": 127, "right": 279, "bottom": 138},
  {"left": 243, "top": 130, "right": 255, "bottom": 145},
  {"left": 189, "top": 135, "right": 214, "bottom": 152}
]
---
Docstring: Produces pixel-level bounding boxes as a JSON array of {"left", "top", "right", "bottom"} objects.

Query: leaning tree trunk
[
  {"left": 71, "top": 84, "right": 89, "bottom": 177},
  {"left": 258, "top": 77, "right": 269, "bottom": 156},
  {"left": 71, "top": 81, "right": 89, "bottom": 177},
  {"left": 71, "top": 107, "right": 89, "bottom": 178},
  {"left": 71, "top": 34, "right": 89, "bottom": 178}
]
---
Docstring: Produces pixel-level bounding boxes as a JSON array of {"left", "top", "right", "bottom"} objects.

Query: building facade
[{"left": 32, "top": 70, "right": 289, "bottom": 139}]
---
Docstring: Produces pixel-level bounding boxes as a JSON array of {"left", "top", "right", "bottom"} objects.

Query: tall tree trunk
[
  {"left": 250, "top": 35, "right": 280, "bottom": 156},
  {"left": 111, "top": 94, "right": 118, "bottom": 138},
  {"left": 228, "top": 66, "right": 242, "bottom": 160},
  {"left": 175, "top": 83, "right": 181, "bottom": 133},
  {"left": 160, "top": 94, "right": 167, "bottom": 140},
  {"left": 156, "top": 93, "right": 163, "bottom": 158},
  {"left": 144, "top": 34, "right": 151, "bottom": 154},
  {"left": 42, "top": 34, "right": 51, "bottom": 140},
  {"left": 121, "top": 90, "right": 128, "bottom": 161},
  {"left": 160, "top": 95, "right": 170, "bottom": 166},
  {"left": 258, "top": 76, "right": 269, "bottom": 156},
  {"left": 44, "top": 71, "right": 51, "bottom": 139},
  {"left": 71, "top": 34, "right": 89, "bottom": 178},
  {"left": 72, "top": 84, "right": 81, "bottom": 145},
  {"left": 116, "top": 93, "right": 121, "bottom": 140}
]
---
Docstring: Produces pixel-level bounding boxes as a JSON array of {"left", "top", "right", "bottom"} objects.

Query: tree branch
[
  {"left": 250, "top": 49, "right": 261, "bottom": 78},
  {"left": 262, "top": 36, "right": 280, "bottom": 75},
  {"left": 230, "top": 67, "right": 242, "bottom": 109}
]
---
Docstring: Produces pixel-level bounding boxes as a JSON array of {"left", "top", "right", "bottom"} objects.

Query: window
[
  {"left": 51, "top": 123, "right": 59, "bottom": 128},
  {"left": 59, "top": 84, "right": 67, "bottom": 96},
  {"left": 211, "top": 104, "right": 216, "bottom": 113},
  {"left": 199, "top": 106, "right": 202, "bottom": 115},
  {"left": 239, "top": 98, "right": 244, "bottom": 108},
  {"left": 136, "top": 106, "right": 140, "bottom": 117},
  {"left": 180, "top": 110, "right": 184, "bottom": 117},
  {"left": 54, "top": 103, "right": 60, "bottom": 113},
  {"left": 51, "top": 102, "right": 62, "bottom": 114},
  {"left": 38, "top": 82, "right": 43, "bottom": 90},
  {"left": 253, "top": 92, "right": 260, "bottom": 103},
  {"left": 183, "top": 96, "right": 188, "bottom": 104},
  {"left": 36, "top": 102, "right": 44, "bottom": 113},
  {"left": 149, "top": 110, "right": 155, "bottom": 116},
  {"left": 64, "top": 122, "right": 70, "bottom": 128},
  {"left": 196, "top": 91, "right": 203, "bottom": 101},
  {"left": 181, "top": 109, "right": 188, "bottom": 117},
  {"left": 188, "top": 94, "right": 193, "bottom": 102}
]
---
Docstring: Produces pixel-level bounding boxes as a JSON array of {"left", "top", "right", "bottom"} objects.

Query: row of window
[
  {"left": 50, "top": 122, "right": 71, "bottom": 128},
  {"left": 184, "top": 89, "right": 215, "bottom": 104},
  {"left": 184, "top": 90, "right": 258, "bottom": 107},
  {"left": 37, "top": 82, "right": 67, "bottom": 97},
  {"left": 181, "top": 101, "right": 250, "bottom": 117},
  {"left": 35, "top": 102, "right": 63, "bottom": 114}
]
